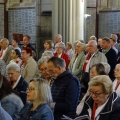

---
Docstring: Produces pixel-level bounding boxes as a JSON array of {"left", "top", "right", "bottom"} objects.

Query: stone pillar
[
  {"left": 100, "top": 0, "right": 108, "bottom": 8},
  {"left": 52, "top": 0, "right": 85, "bottom": 44},
  {"left": 52, "top": 0, "right": 58, "bottom": 42}
]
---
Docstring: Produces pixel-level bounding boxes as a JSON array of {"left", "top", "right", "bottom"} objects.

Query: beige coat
[{"left": 21, "top": 57, "right": 37, "bottom": 83}]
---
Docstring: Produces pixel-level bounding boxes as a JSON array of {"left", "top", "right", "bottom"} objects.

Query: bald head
[{"left": 1, "top": 38, "right": 9, "bottom": 49}]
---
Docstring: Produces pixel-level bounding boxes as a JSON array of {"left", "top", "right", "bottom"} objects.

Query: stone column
[{"left": 52, "top": 0, "right": 58, "bottom": 42}]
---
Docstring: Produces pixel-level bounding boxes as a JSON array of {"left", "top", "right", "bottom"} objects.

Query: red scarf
[
  {"left": 91, "top": 103, "right": 98, "bottom": 120},
  {"left": 83, "top": 53, "right": 91, "bottom": 72}
]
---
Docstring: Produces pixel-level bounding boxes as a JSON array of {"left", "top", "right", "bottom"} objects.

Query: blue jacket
[
  {"left": 14, "top": 76, "right": 28, "bottom": 104},
  {"left": 13, "top": 103, "right": 54, "bottom": 120},
  {"left": 51, "top": 69, "right": 81, "bottom": 120},
  {"left": 0, "top": 103, "right": 12, "bottom": 120},
  {"left": 80, "top": 92, "right": 120, "bottom": 120}
]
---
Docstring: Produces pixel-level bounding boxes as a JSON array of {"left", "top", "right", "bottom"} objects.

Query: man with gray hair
[
  {"left": 0, "top": 38, "right": 13, "bottom": 64},
  {"left": 47, "top": 56, "right": 80, "bottom": 120},
  {"left": 6, "top": 63, "right": 28, "bottom": 104},
  {"left": 55, "top": 34, "right": 62, "bottom": 43}
]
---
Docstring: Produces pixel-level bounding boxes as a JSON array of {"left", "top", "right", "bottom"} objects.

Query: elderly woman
[
  {"left": 80, "top": 75, "right": 120, "bottom": 120},
  {"left": 42, "top": 51, "right": 53, "bottom": 58},
  {"left": 113, "top": 64, "right": 120, "bottom": 96},
  {"left": 68, "top": 41, "right": 85, "bottom": 79},
  {"left": 6, "top": 63, "right": 28, "bottom": 104},
  {"left": 38, "top": 56, "right": 53, "bottom": 86},
  {"left": 0, "top": 73, "right": 23, "bottom": 117},
  {"left": 76, "top": 63, "right": 110, "bottom": 115},
  {"left": 54, "top": 42, "right": 70, "bottom": 69},
  {"left": 13, "top": 78, "right": 54, "bottom": 120}
]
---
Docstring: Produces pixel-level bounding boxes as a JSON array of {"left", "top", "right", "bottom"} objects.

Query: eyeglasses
[
  {"left": 89, "top": 90, "right": 103, "bottom": 97},
  {"left": 114, "top": 69, "right": 120, "bottom": 72},
  {"left": 39, "top": 68, "right": 48, "bottom": 73},
  {"left": 26, "top": 87, "right": 35, "bottom": 92}
]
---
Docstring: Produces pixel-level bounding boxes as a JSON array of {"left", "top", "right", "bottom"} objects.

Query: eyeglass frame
[{"left": 89, "top": 90, "right": 104, "bottom": 97}]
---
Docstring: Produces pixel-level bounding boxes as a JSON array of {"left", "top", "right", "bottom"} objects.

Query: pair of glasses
[
  {"left": 26, "top": 87, "right": 35, "bottom": 91},
  {"left": 39, "top": 68, "right": 48, "bottom": 73},
  {"left": 89, "top": 90, "right": 103, "bottom": 97}
]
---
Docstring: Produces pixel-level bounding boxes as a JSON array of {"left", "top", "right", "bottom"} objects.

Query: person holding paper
[{"left": 80, "top": 75, "right": 120, "bottom": 120}]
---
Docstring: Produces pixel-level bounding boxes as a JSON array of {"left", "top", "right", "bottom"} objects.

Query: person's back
[{"left": 1, "top": 93, "right": 24, "bottom": 117}]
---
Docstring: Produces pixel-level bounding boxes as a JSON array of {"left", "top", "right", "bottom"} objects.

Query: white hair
[
  {"left": 55, "top": 42, "right": 65, "bottom": 50},
  {"left": 6, "top": 63, "right": 20, "bottom": 72},
  {"left": 101, "top": 62, "right": 111, "bottom": 74},
  {"left": 57, "top": 34, "right": 62, "bottom": 40},
  {"left": 42, "top": 51, "right": 53, "bottom": 58},
  {"left": 88, "top": 40, "right": 97, "bottom": 46}
]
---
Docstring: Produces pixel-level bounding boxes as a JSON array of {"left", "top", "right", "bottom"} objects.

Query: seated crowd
[{"left": 0, "top": 33, "right": 120, "bottom": 120}]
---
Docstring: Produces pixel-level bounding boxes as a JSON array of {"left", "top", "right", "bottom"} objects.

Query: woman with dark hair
[
  {"left": 9, "top": 49, "right": 22, "bottom": 66},
  {"left": 0, "top": 73, "right": 24, "bottom": 117},
  {"left": 13, "top": 78, "right": 54, "bottom": 120},
  {"left": 44, "top": 40, "right": 54, "bottom": 52}
]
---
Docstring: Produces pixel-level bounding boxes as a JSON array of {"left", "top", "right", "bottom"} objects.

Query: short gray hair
[
  {"left": 88, "top": 40, "right": 97, "bottom": 46},
  {"left": 38, "top": 56, "right": 50, "bottom": 69},
  {"left": 76, "top": 41, "right": 85, "bottom": 50},
  {"left": 30, "top": 78, "right": 53, "bottom": 104},
  {"left": 55, "top": 42, "right": 65, "bottom": 50},
  {"left": 42, "top": 51, "right": 53, "bottom": 58},
  {"left": 89, "top": 75, "right": 113, "bottom": 94},
  {"left": 6, "top": 63, "right": 20, "bottom": 72},
  {"left": 56, "top": 34, "right": 62, "bottom": 40}
]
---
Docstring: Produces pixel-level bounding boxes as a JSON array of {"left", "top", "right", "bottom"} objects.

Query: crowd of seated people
[{"left": 0, "top": 33, "right": 120, "bottom": 120}]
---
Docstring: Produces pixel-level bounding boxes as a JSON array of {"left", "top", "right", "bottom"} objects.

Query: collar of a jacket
[{"left": 85, "top": 92, "right": 118, "bottom": 114}]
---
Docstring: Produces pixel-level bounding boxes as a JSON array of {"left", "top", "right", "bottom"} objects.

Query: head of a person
[
  {"left": 89, "top": 75, "right": 113, "bottom": 106},
  {"left": 26, "top": 78, "right": 52, "bottom": 104},
  {"left": 38, "top": 56, "right": 51, "bottom": 80},
  {"left": 98, "top": 38, "right": 102, "bottom": 46},
  {"left": 12, "top": 39, "right": 19, "bottom": 47},
  {"left": 89, "top": 35, "right": 97, "bottom": 41},
  {"left": 66, "top": 42, "right": 72, "bottom": 51},
  {"left": 101, "top": 62, "right": 111, "bottom": 75},
  {"left": 11, "top": 49, "right": 21, "bottom": 59},
  {"left": 110, "top": 34, "right": 118, "bottom": 43},
  {"left": 55, "top": 34, "right": 62, "bottom": 43},
  {"left": 88, "top": 40, "right": 97, "bottom": 54},
  {"left": 47, "top": 57, "right": 66, "bottom": 79},
  {"left": 44, "top": 40, "right": 53, "bottom": 50},
  {"left": 0, "top": 73, "right": 15, "bottom": 100},
  {"left": 90, "top": 63, "right": 106, "bottom": 78},
  {"left": 0, "top": 38, "right": 9, "bottom": 50},
  {"left": 42, "top": 51, "right": 53, "bottom": 58},
  {"left": 114, "top": 64, "right": 120, "bottom": 80},
  {"left": 75, "top": 41, "right": 85, "bottom": 54},
  {"left": 74, "top": 40, "right": 80, "bottom": 52},
  {"left": 6, "top": 63, "right": 20, "bottom": 82},
  {"left": 21, "top": 47, "right": 32, "bottom": 61},
  {"left": 101, "top": 37, "right": 110, "bottom": 50},
  {"left": 55, "top": 42, "right": 65, "bottom": 54},
  {"left": 23, "top": 35, "right": 30, "bottom": 46}
]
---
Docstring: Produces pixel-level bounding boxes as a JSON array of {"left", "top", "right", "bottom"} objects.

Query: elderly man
[
  {"left": 6, "top": 63, "right": 28, "bottom": 104},
  {"left": 0, "top": 38, "right": 13, "bottom": 64},
  {"left": 83, "top": 40, "right": 107, "bottom": 73},
  {"left": 55, "top": 34, "right": 62, "bottom": 44},
  {"left": 101, "top": 37, "right": 117, "bottom": 81},
  {"left": 47, "top": 57, "right": 80, "bottom": 120}
]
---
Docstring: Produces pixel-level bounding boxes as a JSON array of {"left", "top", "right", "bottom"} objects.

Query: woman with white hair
[
  {"left": 79, "top": 75, "right": 120, "bottom": 120},
  {"left": 54, "top": 42, "right": 70, "bottom": 69},
  {"left": 13, "top": 78, "right": 54, "bottom": 120},
  {"left": 68, "top": 41, "right": 85, "bottom": 79},
  {"left": 38, "top": 56, "right": 53, "bottom": 86}
]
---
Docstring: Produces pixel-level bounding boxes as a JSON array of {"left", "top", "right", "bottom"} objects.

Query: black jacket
[
  {"left": 80, "top": 92, "right": 120, "bottom": 120},
  {"left": 14, "top": 76, "right": 28, "bottom": 104},
  {"left": 51, "top": 69, "right": 81, "bottom": 120}
]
